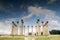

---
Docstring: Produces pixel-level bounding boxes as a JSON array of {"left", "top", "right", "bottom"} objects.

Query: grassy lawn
[
  {"left": 0, "top": 35, "right": 60, "bottom": 40},
  {"left": 35, "top": 35, "right": 60, "bottom": 40},
  {"left": 50, "top": 36, "right": 60, "bottom": 40},
  {"left": 0, "top": 37, "right": 24, "bottom": 40},
  {"left": 36, "top": 37, "right": 50, "bottom": 40}
]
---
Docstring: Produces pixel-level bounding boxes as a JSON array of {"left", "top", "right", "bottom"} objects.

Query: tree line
[{"left": 50, "top": 30, "right": 60, "bottom": 35}]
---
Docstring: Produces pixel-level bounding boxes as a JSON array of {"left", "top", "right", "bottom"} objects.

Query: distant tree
[{"left": 50, "top": 30, "right": 60, "bottom": 35}]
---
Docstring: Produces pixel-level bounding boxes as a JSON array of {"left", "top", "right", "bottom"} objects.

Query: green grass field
[
  {"left": 35, "top": 35, "right": 60, "bottom": 40},
  {"left": 0, "top": 35, "right": 60, "bottom": 40},
  {"left": 0, "top": 37, "right": 24, "bottom": 40}
]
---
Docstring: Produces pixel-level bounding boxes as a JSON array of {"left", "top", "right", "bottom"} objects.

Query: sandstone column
[
  {"left": 36, "top": 19, "right": 41, "bottom": 35},
  {"left": 14, "top": 24, "right": 18, "bottom": 35},
  {"left": 24, "top": 26, "right": 25, "bottom": 35},
  {"left": 35, "top": 26, "right": 37, "bottom": 35},
  {"left": 20, "top": 19, "right": 24, "bottom": 35},
  {"left": 11, "top": 21, "right": 18, "bottom": 35},
  {"left": 31, "top": 26, "right": 33, "bottom": 35},
  {"left": 43, "top": 21, "right": 49, "bottom": 36},
  {"left": 27, "top": 26, "right": 29, "bottom": 35},
  {"left": 11, "top": 21, "right": 14, "bottom": 35},
  {"left": 41, "top": 21, "right": 44, "bottom": 35}
]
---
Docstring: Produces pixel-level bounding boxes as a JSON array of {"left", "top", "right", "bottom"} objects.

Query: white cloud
[
  {"left": 0, "top": 22, "right": 10, "bottom": 34},
  {"left": 28, "top": 6, "right": 55, "bottom": 17},
  {"left": 22, "top": 6, "right": 60, "bottom": 30},
  {"left": 0, "top": 19, "right": 13, "bottom": 34},
  {"left": 49, "top": 20, "right": 60, "bottom": 27},
  {"left": 22, "top": 13, "right": 33, "bottom": 19},
  {"left": 49, "top": 20, "right": 60, "bottom": 30},
  {"left": 22, "top": 6, "right": 56, "bottom": 20}
]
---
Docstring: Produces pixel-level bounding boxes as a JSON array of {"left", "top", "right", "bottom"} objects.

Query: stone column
[
  {"left": 11, "top": 21, "right": 14, "bottom": 35},
  {"left": 24, "top": 26, "right": 25, "bottom": 35},
  {"left": 43, "top": 21, "right": 49, "bottom": 36},
  {"left": 43, "top": 22, "right": 46, "bottom": 36},
  {"left": 39, "top": 26, "right": 41, "bottom": 35},
  {"left": 20, "top": 19, "right": 24, "bottom": 35},
  {"left": 45, "top": 21, "right": 49, "bottom": 35},
  {"left": 41, "top": 21, "right": 44, "bottom": 35},
  {"left": 11, "top": 21, "right": 18, "bottom": 35},
  {"left": 15, "top": 21, "right": 19, "bottom": 35},
  {"left": 14, "top": 25, "right": 18, "bottom": 35},
  {"left": 36, "top": 19, "right": 41, "bottom": 35},
  {"left": 35, "top": 26, "right": 37, "bottom": 35},
  {"left": 27, "top": 26, "right": 29, "bottom": 35},
  {"left": 31, "top": 26, "right": 33, "bottom": 35}
]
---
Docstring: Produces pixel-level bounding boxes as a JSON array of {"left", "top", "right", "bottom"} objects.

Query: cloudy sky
[{"left": 0, "top": 0, "right": 60, "bottom": 34}]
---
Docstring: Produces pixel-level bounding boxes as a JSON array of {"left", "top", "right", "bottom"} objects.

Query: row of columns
[{"left": 11, "top": 19, "right": 49, "bottom": 36}]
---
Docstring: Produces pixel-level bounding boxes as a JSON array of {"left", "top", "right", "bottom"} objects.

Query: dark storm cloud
[
  {"left": 0, "top": 0, "right": 46, "bottom": 19},
  {"left": 0, "top": 0, "right": 60, "bottom": 20}
]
